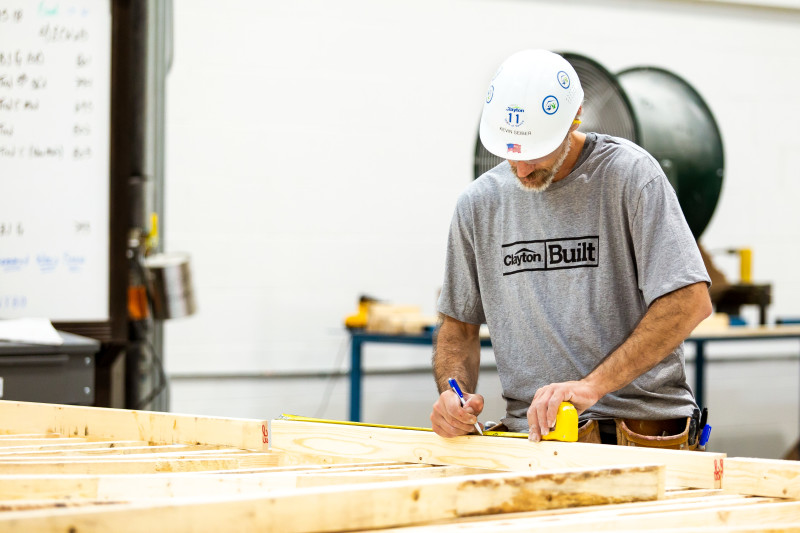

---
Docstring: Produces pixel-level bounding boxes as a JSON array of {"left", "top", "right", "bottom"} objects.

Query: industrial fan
[{"left": 617, "top": 67, "right": 724, "bottom": 238}]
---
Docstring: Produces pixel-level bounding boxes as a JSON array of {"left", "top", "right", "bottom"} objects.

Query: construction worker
[{"left": 430, "top": 50, "right": 712, "bottom": 448}]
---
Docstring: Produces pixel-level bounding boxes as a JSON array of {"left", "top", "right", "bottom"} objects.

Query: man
[{"left": 430, "top": 50, "right": 712, "bottom": 447}]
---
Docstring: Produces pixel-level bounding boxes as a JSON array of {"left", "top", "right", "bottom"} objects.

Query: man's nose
[{"left": 515, "top": 161, "right": 537, "bottom": 177}]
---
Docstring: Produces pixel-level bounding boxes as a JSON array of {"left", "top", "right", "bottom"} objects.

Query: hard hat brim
[{"left": 479, "top": 115, "right": 573, "bottom": 161}]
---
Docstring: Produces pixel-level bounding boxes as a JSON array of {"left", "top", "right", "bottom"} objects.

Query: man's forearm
[
  {"left": 432, "top": 314, "right": 482, "bottom": 393},
  {"left": 583, "top": 282, "right": 712, "bottom": 397}
]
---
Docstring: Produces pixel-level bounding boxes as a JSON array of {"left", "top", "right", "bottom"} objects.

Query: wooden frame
[{"left": 0, "top": 400, "right": 798, "bottom": 532}]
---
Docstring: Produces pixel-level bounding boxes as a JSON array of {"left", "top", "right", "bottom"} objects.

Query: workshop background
[
  {"left": 151, "top": 0, "right": 800, "bottom": 459},
  {"left": 5, "top": 0, "right": 795, "bottom": 459}
]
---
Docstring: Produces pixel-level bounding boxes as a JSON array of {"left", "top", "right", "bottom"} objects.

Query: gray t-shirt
[{"left": 438, "top": 133, "right": 710, "bottom": 432}]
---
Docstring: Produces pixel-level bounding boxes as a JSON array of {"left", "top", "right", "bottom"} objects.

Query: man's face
[{"left": 508, "top": 134, "right": 572, "bottom": 192}]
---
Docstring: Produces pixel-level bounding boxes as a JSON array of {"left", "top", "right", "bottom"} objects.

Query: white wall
[{"left": 164, "top": 0, "right": 800, "bottom": 377}]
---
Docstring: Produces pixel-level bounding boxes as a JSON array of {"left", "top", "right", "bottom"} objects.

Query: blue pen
[
  {"left": 699, "top": 424, "right": 712, "bottom": 447},
  {"left": 448, "top": 378, "right": 483, "bottom": 435}
]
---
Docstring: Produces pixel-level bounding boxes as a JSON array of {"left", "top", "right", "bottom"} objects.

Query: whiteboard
[{"left": 0, "top": 0, "right": 111, "bottom": 321}]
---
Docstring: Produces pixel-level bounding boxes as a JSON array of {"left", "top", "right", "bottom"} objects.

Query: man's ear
[{"left": 570, "top": 106, "right": 584, "bottom": 132}]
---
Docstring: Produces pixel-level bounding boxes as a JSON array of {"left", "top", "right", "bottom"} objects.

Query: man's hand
[
  {"left": 431, "top": 390, "right": 485, "bottom": 437},
  {"left": 527, "top": 380, "right": 601, "bottom": 442}
]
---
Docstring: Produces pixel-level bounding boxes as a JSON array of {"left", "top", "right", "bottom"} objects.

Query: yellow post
[{"left": 739, "top": 248, "right": 752, "bottom": 284}]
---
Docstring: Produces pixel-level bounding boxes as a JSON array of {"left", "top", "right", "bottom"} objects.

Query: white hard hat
[{"left": 479, "top": 50, "right": 584, "bottom": 161}]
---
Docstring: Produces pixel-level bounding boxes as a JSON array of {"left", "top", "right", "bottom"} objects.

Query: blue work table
[
  {"left": 347, "top": 325, "right": 800, "bottom": 423},
  {"left": 686, "top": 325, "right": 800, "bottom": 409}
]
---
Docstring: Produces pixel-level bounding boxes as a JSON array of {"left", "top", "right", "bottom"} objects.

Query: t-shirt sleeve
[
  {"left": 631, "top": 167, "right": 711, "bottom": 307},
  {"left": 437, "top": 193, "right": 486, "bottom": 324}
]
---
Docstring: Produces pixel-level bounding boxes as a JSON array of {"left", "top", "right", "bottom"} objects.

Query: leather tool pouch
[
  {"left": 615, "top": 417, "right": 697, "bottom": 450},
  {"left": 577, "top": 419, "right": 602, "bottom": 444}
]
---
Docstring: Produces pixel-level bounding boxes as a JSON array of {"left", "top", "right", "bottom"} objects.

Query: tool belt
[{"left": 578, "top": 417, "right": 699, "bottom": 450}]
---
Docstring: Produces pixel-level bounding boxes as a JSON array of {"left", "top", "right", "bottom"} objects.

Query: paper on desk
[{"left": 0, "top": 318, "right": 64, "bottom": 345}]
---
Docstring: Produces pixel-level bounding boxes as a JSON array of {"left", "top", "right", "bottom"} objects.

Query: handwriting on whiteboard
[{"left": 0, "top": 1, "right": 111, "bottom": 321}]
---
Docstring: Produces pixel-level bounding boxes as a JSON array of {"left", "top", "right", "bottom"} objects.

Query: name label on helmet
[
  {"left": 499, "top": 127, "right": 531, "bottom": 136},
  {"left": 502, "top": 236, "right": 599, "bottom": 276}
]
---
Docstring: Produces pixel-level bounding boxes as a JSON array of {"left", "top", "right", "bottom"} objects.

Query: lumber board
[
  {"left": 0, "top": 463, "right": 422, "bottom": 500},
  {"left": 0, "top": 434, "right": 62, "bottom": 438},
  {"left": 271, "top": 448, "right": 405, "bottom": 467},
  {"left": 664, "top": 488, "right": 726, "bottom": 499},
  {"left": 364, "top": 492, "right": 770, "bottom": 531},
  {"left": 269, "top": 419, "right": 725, "bottom": 488},
  {"left": 640, "top": 523, "right": 800, "bottom": 533},
  {"left": 0, "top": 400, "right": 269, "bottom": 451},
  {"left": 0, "top": 466, "right": 488, "bottom": 500},
  {"left": 0, "top": 438, "right": 91, "bottom": 446},
  {"left": 181, "top": 461, "right": 418, "bottom": 476},
  {"left": 357, "top": 498, "right": 798, "bottom": 532},
  {"left": 506, "top": 500, "right": 800, "bottom": 531},
  {"left": 0, "top": 441, "right": 151, "bottom": 453},
  {"left": 294, "top": 465, "right": 493, "bottom": 488},
  {"left": 724, "top": 457, "right": 800, "bottom": 498},
  {"left": 0, "top": 465, "right": 664, "bottom": 532},
  {"left": 0, "top": 452, "right": 282, "bottom": 475},
  {"left": 0, "top": 500, "right": 122, "bottom": 512},
  {"left": 0, "top": 443, "right": 230, "bottom": 457}
]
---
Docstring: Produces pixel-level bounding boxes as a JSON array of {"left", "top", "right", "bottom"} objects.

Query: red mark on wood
[
  {"left": 262, "top": 424, "right": 269, "bottom": 444},
  {"left": 714, "top": 458, "right": 724, "bottom": 481}
]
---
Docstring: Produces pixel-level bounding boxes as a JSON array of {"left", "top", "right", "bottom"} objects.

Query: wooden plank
[
  {"left": 638, "top": 527, "right": 800, "bottom": 533},
  {"left": 294, "top": 465, "right": 492, "bottom": 488},
  {"left": 186, "top": 461, "right": 416, "bottom": 476},
  {"left": 664, "top": 488, "right": 726, "bottom": 499},
  {"left": 271, "top": 449, "right": 400, "bottom": 467},
  {"left": 0, "top": 441, "right": 149, "bottom": 453},
  {"left": 368, "top": 491, "right": 769, "bottom": 531},
  {"left": 0, "top": 500, "right": 121, "bottom": 512},
  {"left": 0, "top": 465, "right": 491, "bottom": 501},
  {"left": 0, "top": 463, "right": 427, "bottom": 500},
  {"left": 0, "top": 444, "right": 230, "bottom": 458},
  {"left": 0, "top": 452, "right": 282, "bottom": 475},
  {"left": 524, "top": 500, "right": 800, "bottom": 531},
  {"left": 724, "top": 457, "right": 800, "bottom": 498},
  {"left": 0, "top": 438, "right": 90, "bottom": 447},
  {"left": 0, "top": 400, "right": 269, "bottom": 452},
  {"left": 0, "top": 434, "right": 62, "bottom": 439},
  {"left": 269, "top": 419, "right": 725, "bottom": 488},
  {"left": 356, "top": 497, "right": 794, "bottom": 532},
  {"left": 0, "top": 465, "right": 664, "bottom": 532}
]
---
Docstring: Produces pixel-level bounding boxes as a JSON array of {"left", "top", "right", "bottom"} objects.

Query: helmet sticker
[
  {"left": 542, "top": 96, "right": 559, "bottom": 115},
  {"left": 505, "top": 105, "right": 525, "bottom": 127},
  {"left": 507, "top": 143, "right": 522, "bottom": 154},
  {"left": 557, "top": 71, "right": 570, "bottom": 89},
  {"left": 486, "top": 85, "right": 494, "bottom": 103}
]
